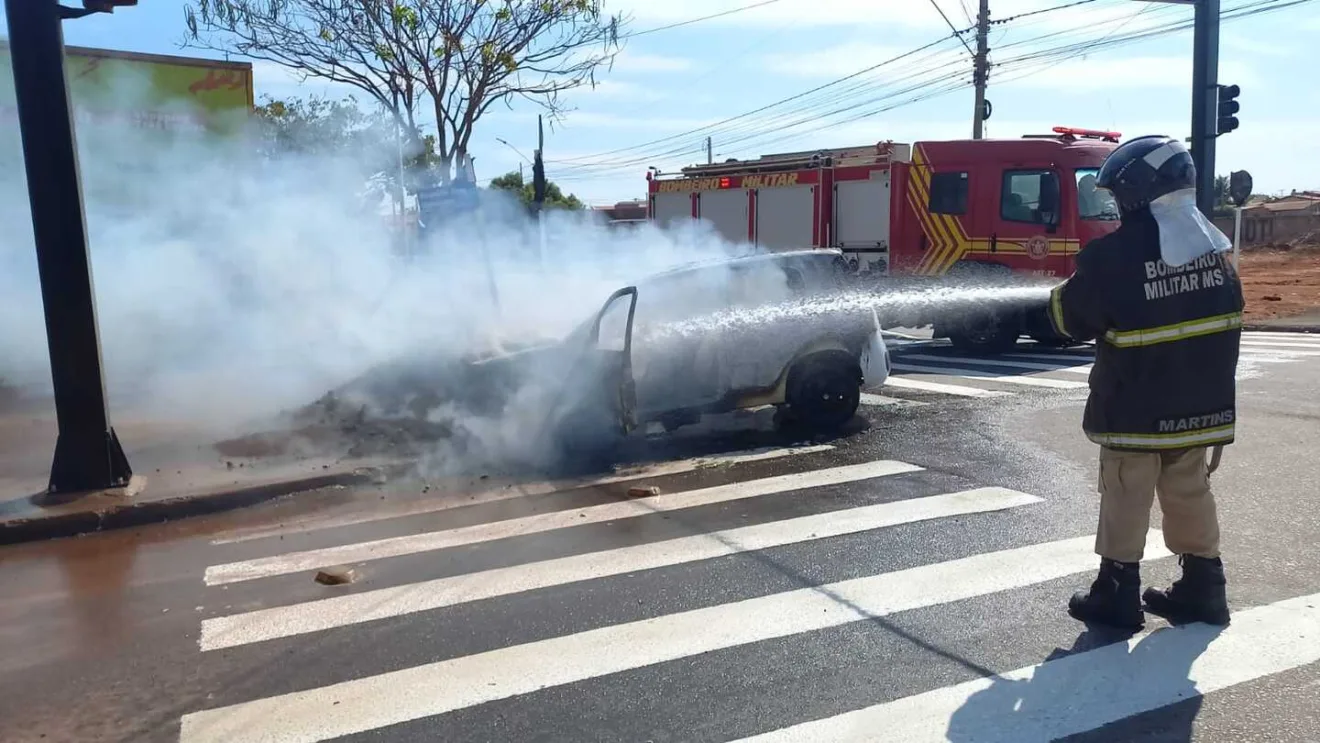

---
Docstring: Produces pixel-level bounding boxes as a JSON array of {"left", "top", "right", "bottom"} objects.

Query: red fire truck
[{"left": 645, "top": 127, "right": 1124, "bottom": 353}]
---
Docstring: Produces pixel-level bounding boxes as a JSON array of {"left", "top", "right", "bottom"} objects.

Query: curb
[{"left": 0, "top": 462, "right": 412, "bottom": 546}]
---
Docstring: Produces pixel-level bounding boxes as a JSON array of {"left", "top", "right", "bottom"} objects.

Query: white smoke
[{"left": 0, "top": 74, "right": 752, "bottom": 474}]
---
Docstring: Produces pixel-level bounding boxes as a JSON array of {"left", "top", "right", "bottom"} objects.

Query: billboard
[{"left": 0, "top": 41, "right": 254, "bottom": 135}]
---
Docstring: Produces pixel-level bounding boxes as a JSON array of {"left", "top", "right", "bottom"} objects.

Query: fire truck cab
[{"left": 646, "top": 127, "right": 1123, "bottom": 353}]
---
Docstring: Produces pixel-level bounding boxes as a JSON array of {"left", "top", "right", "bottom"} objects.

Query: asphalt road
[{"left": 2, "top": 331, "right": 1319, "bottom": 743}]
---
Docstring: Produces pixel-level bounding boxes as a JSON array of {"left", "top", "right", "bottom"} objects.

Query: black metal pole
[
  {"left": 5, "top": 0, "right": 132, "bottom": 493},
  {"left": 1190, "top": 0, "right": 1220, "bottom": 217}
]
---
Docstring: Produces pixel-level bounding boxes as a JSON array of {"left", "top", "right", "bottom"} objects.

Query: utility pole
[
  {"left": 5, "top": 0, "right": 133, "bottom": 495},
  {"left": 706, "top": 136, "right": 713, "bottom": 164},
  {"left": 971, "top": 0, "right": 991, "bottom": 139},
  {"left": 1189, "top": 0, "right": 1221, "bottom": 217}
]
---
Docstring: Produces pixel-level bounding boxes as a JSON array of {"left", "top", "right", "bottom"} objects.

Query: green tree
[
  {"left": 488, "top": 169, "right": 584, "bottom": 210},
  {"left": 185, "top": 0, "right": 626, "bottom": 183},
  {"left": 1213, "top": 175, "right": 1231, "bottom": 206},
  {"left": 252, "top": 94, "right": 447, "bottom": 204}
]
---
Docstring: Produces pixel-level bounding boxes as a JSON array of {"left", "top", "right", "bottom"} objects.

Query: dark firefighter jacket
[{"left": 1049, "top": 208, "right": 1244, "bottom": 451}]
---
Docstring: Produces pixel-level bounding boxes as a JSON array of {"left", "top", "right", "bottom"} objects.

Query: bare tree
[{"left": 184, "top": 0, "right": 626, "bottom": 181}]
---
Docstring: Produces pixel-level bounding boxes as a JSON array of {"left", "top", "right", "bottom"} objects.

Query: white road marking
[
  {"left": 199, "top": 488, "right": 1044, "bottom": 651},
  {"left": 731, "top": 590, "right": 1320, "bottom": 743},
  {"left": 1243, "top": 331, "right": 1320, "bottom": 342},
  {"left": 882, "top": 376, "right": 1012, "bottom": 398},
  {"left": 210, "top": 445, "right": 836, "bottom": 546},
  {"left": 898, "top": 353, "right": 1091, "bottom": 375},
  {"left": 204, "top": 459, "right": 922, "bottom": 585},
  {"left": 860, "top": 393, "right": 929, "bottom": 407},
  {"left": 1240, "top": 340, "right": 1320, "bottom": 351},
  {"left": 1002, "top": 352, "right": 1095, "bottom": 364},
  {"left": 891, "top": 364, "right": 1090, "bottom": 389},
  {"left": 178, "top": 532, "right": 1170, "bottom": 743}
]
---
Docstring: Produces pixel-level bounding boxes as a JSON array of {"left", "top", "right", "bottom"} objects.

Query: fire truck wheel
[
  {"left": 1029, "top": 333, "right": 1076, "bottom": 348},
  {"left": 785, "top": 355, "right": 862, "bottom": 432},
  {"left": 948, "top": 309, "right": 1020, "bottom": 354}
]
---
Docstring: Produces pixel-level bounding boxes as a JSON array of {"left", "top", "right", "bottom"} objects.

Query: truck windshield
[{"left": 1076, "top": 168, "right": 1119, "bottom": 220}]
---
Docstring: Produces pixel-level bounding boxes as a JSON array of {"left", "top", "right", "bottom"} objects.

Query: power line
[
  {"left": 552, "top": 2, "right": 1132, "bottom": 171},
  {"left": 549, "top": 31, "right": 969, "bottom": 167},
  {"left": 554, "top": 0, "right": 1313, "bottom": 184},
  {"left": 957, "top": 0, "right": 976, "bottom": 25},
  {"left": 621, "top": 0, "right": 785, "bottom": 39},
  {"left": 928, "top": 0, "right": 977, "bottom": 56},
  {"left": 988, "top": 0, "right": 1103, "bottom": 26},
  {"left": 551, "top": 40, "right": 968, "bottom": 175}
]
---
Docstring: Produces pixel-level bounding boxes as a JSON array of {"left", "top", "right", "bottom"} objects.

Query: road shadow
[{"left": 946, "top": 623, "right": 1224, "bottom": 743}]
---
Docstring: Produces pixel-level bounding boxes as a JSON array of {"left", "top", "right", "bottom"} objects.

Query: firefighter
[{"left": 1048, "top": 135, "right": 1243, "bottom": 630}]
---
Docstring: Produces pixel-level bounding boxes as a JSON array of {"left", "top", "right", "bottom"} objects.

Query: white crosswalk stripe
[
  {"left": 733, "top": 592, "right": 1320, "bottom": 743},
  {"left": 200, "top": 488, "right": 1042, "bottom": 651},
  {"left": 182, "top": 531, "right": 1169, "bottom": 742},
  {"left": 181, "top": 425, "right": 1320, "bottom": 742},
  {"left": 871, "top": 331, "right": 1320, "bottom": 403},
  {"left": 203, "top": 459, "right": 920, "bottom": 585}
]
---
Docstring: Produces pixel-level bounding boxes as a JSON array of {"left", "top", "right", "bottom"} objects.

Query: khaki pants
[{"left": 1096, "top": 446, "right": 1221, "bottom": 563}]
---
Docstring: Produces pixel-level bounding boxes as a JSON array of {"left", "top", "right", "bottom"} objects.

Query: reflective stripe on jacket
[{"left": 1048, "top": 209, "right": 1244, "bottom": 451}]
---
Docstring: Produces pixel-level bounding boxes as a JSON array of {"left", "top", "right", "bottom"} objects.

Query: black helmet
[{"left": 1095, "top": 135, "right": 1196, "bottom": 214}]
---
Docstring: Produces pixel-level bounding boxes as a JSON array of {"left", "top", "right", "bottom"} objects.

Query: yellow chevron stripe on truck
[{"left": 906, "top": 145, "right": 1078, "bottom": 276}]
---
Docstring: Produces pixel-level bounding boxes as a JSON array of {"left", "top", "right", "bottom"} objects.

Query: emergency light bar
[{"left": 1052, "top": 126, "right": 1122, "bottom": 142}]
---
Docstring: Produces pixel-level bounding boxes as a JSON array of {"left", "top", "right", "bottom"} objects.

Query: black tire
[
  {"left": 549, "top": 401, "right": 622, "bottom": 472},
  {"left": 947, "top": 309, "right": 1020, "bottom": 355},
  {"left": 786, "top": 356, "right": 862, "bottom": 433}
]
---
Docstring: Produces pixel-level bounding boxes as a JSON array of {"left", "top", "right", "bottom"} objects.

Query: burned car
[{"left": 468, "top": 249, "right": 891, "bottom": 463}]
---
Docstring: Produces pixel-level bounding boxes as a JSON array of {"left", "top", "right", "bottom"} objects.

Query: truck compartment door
[
  {"left": 697, "top": 189, "right": 750, "bottom": 244},
  {"left": 834, "top": 171, "right": 892, "bottom": 273},
  {"left": 755, "top": 185, "right": 814, "bottom": 250},
  {"left": 651, "top": 192, "right": 693, "bottom": 228}
]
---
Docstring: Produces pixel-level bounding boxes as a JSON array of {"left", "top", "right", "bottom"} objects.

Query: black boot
[
  {"left": 1068, "top": 558, "right": 1144, "bottom": 630},
  {"left": 1143, "top": 555, "right": 1231, "bottom": 626}
]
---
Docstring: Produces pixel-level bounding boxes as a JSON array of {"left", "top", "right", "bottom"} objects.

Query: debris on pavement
[{"left": 315, "top": 566, "right": 357, "bottom": 586}]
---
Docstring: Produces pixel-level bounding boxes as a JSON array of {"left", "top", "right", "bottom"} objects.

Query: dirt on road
[{"left": 1239, "top": 241, "right": 1320, "bottom": 323}]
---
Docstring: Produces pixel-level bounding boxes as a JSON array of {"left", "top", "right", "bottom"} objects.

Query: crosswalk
[
  {"left": 872, "top": 330, "right": 1320, "bottom": 403},
  {"left": 181, "top": 436, "right": 1320, "bottom": 742}
]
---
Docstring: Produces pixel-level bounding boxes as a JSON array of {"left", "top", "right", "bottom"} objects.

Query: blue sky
[{"left": 9, "top": 0, "right": 1320, "bottom": 205}]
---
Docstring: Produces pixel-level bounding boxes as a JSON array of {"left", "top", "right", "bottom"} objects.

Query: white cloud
[
  {"left": 573, "top": 79, "right": 664, "bottom": 101},
  {"left": 1001, "top": 56, "right": 1257, "bottom": 91},
  {"left": 560, "top": 111, "right": 718, "bottom": 130},
  {"left": 612, "top": 0, "right": 1173, "bottom": 33},
  {"left": 612, "top": 0, "right": 938, "bottom": 30},
  {"left": 760, "top": 42, "right": 968, "bottom": 79},
  {"left": 608, "top": 51, "right": 694, "bottom": 73},
  {"left": 249, "top": 60, "right": 356, "bottom": 102},
  {"left": 1221, "top": 33, "right": 1292, "bottom": 58}
]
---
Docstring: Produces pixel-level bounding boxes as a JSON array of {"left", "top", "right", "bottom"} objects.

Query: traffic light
[{"left": 1216, "top": 83, "right": 1240, "bottom": 136}]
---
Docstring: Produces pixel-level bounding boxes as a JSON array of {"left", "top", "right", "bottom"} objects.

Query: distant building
[
  {"left": 1215, "top": 191, "right": 1320, "bottom": 246},
  {"left": 590, "top": 199, "right": 648, "bottom": 229}
]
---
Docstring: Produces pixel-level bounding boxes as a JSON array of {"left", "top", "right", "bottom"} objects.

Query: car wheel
[
  {"left": 550, "top": 402, "right": 622, "bottom": 472},
  {"left": 787, "top": 357, "right": 862, "bottom": 433}
]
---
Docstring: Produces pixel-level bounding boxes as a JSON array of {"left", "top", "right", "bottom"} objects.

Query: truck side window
[
  {"left": 928, "top": 171, "right": 968, "bottom": 215},
  {"left": 1001, "top": 169, "right": 1059, "bottom": 225}
]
